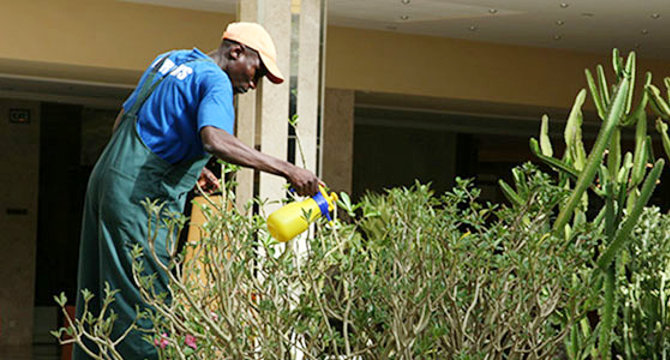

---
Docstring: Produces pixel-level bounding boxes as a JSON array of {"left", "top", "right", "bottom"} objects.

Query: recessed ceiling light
[
  {"left": 556, "top": 20, "right": 565, "bottom": 26},
  {"left": 469, "top": 25, "right": 478, "bottom": 31},
  {"left": 560, "top": 3, "right": 569, "bottom": 8},
  {"left": 554, "top": 34, "right": 563, "bottom": 40},
  {"left": 400, "top": 15, "right": 409, "bottom": 20},
  {"left": 401, "top": 0, "right": 410, "bottom": 5},
  {"left": 488, "top": 8, "right": 498, "bottom": 14},
  {"left": 651, "top": 13, "right": 661, "bottom": 19},
  {"left": 641, "top": 29, "right": 649, "bottom": 35}
]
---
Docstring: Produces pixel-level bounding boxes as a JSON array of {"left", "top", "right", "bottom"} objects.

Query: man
[{"left": 74, "top": 22, "right": 320, "bottom": 359}]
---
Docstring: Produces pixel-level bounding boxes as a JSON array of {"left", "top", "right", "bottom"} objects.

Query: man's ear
[{"left": 229, "top": 44, "right": 244, "bottom": 60}]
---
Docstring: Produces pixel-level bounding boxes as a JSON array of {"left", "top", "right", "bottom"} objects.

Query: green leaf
[{"left": 54, "top": 292, "right": 67, "bottom": 307}]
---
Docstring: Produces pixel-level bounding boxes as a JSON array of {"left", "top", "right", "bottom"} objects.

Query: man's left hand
[{"left": 196, "top": 167, "right": 220, "bottom": 194}]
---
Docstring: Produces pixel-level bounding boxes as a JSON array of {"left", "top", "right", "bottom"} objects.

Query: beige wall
[
  {"left": 0, "top": 1, "right": 666, "bottom": 110},
  {"left": 325, "top": 26, "right": 670, "bottom": 109},
  {"left": 0, "top": 0, "right": 233, "bottom": 83},
  {"left": 0, "top": 99, "right": 40, "bottom": 346}
]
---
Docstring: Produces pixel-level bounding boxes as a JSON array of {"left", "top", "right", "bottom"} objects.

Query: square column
[{"left": 235, "top": 0, "right": 326, "bottom": 213}]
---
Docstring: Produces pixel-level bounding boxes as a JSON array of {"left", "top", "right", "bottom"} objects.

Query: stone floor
[
  {"left": 0, "top": 344, "right": 61, "bottom": 360},
  {"left": 0, "top": 306, "right": 63, "bottom": 360}
]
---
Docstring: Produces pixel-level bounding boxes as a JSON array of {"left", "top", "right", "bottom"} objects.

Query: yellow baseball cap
[{"left": 223, "top": 22, "right": 284, "bottom": 84}]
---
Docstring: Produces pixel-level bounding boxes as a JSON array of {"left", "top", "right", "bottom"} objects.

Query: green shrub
[{"left": 54, "top": 164, "right": 601, "bottom": 359}]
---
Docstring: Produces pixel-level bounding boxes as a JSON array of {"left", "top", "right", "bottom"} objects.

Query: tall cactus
[{"left": 508, "top": 49, "right": 667, "bottom": 359}]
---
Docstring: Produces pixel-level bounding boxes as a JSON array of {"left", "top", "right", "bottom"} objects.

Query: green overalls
[{"left": 74, "top": 55, "right": 211, "bottom": 359}]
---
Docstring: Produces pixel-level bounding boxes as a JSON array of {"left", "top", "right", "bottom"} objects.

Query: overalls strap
[{"left": 126, "top": 53, "right": 176, "bottom": 116}]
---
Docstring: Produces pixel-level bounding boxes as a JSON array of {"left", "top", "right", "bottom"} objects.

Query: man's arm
[{"left": 200, "top": 125, "right": 320, "bottom": 196}]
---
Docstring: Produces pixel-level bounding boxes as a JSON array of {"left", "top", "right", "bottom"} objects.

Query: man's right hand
[{"left": 286, "top": 165, "right": 321, "bottom": 197}]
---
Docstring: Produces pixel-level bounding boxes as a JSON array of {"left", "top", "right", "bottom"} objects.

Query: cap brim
[{"left": 259, "top": 53, "right": 284, "bottom": 84}]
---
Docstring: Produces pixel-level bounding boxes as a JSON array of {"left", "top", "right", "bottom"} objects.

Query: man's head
[{"left": 218, "top": 22, "right": 284, "bottom": 94}]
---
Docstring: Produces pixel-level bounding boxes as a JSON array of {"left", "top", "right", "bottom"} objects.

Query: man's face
[{"left": 226, "top": 45, "right": 266, "bottom": 95}]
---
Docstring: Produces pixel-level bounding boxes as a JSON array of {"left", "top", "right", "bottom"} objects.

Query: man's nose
[{"left": 249, "top": 80, "right": 257, "bottom": 90}]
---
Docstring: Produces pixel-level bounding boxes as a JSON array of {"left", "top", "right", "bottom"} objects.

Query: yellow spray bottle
[{"left": 267, "top": 186, "right": 338, "bottom": 242}]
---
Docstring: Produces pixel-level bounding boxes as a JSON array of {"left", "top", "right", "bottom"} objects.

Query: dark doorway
[
  {"left": 35, "top": 103, "right": 84, "bottom": 306},
  {"left": 353, "top": 124, "right": 457, "bottom": 199}
]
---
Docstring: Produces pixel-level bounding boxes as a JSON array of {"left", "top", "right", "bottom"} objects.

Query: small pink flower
[
  {"left": 185, "top": 334, "right": 197, "bottom": 349},
  {"left": 154, "top": 332, "right": 169, "bottom": 349},
  {"left": 211, "top": 311, "right": 219, "bottom": 321}
]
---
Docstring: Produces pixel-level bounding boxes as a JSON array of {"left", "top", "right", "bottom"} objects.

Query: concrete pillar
[
  {"left": 295, "top": 0, "right": 324, "bottom": 174},
  {"left": 236, "top": 0, "right": 291, "bottom": 212},
  {"left": 0, "top": 99, "right": 40, "bottom": 348},
  {"left": 235, "top": 1, "right": 259, "bottom": 209},
  {"left": 322, "top": 88, "right": 354, "bottom": 193},
  {"left": 235, "top": 0, "right": 326, "bottom": 212}
]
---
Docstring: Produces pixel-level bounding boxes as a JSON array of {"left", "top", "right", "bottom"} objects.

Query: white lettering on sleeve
[
  {"left": 171, "top": 65, "right": 193, "bottom": 80},
  {"left": 158, "top": 59, "right": 176, "bottom": 75}
]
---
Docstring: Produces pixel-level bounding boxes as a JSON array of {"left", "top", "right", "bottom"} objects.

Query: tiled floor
[
  {"left": 0, "top": 306, "right": 63, "bottom": 359},
  {"left": 0, "top": 344, "right": 60, "bottom": 360}
]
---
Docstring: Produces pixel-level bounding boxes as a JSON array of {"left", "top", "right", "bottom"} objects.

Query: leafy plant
[
  {"left": 54, "top": 162, "right": 603, "bottom": 359},
  {"left": 615, "top": 207, "right": 670, "bottom": 359}
]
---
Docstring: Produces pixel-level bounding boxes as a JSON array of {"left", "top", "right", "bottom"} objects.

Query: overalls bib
[{"left": 74, "top": 54, "right": 211, "bottom": 359}]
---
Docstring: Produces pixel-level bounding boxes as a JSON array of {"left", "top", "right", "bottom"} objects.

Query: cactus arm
[
  {"left": 617, "top": 152, "right": 633, "bottom": 184},
  {"left": 646, "top": 135, "right": 655, "bottom": 161},
  {"left": 597, "top": 159, "right": 664, "bottom": 270},
  {"left": 597, "top": 181, "right": 617, "bottom": 360},
  {"left": 647, "top": 84, "right": 670, "bottom": 120},
  {"left": 499, "top": 179, "right": 524, "bottom": 207},
  {"left": 607, "top": 128, "right": 622, "bottom": 180},
  {"left": 613, "top": 48, "right": 624, "bottom": 79},
  {"left": 553, "top": 76, "right": 631, "bottom": 234},
  {"left": 631, "top": 113, "right": 648, "bottom": 186},
  {"left": 565, "top": 89, "right": 587, "bottom": 150},
  {"left": 539, "top": 114, "right": 553, "bottom": 157},
  {"left": 625, "top": 188, "right": 639, "bottom": 215},
  {"left": 593, "top": 204, "right": 607, "bottom": 225},
  {"left": 655, "top": 118, "right": 670, "bottom": 160},
  {"left": 564, "top": 89, "right": 587, "bottom": 171},
  {"left": 530, "top": 138, "right": 604, "bottom": 199},
  {"left": 664, "top": 76, "right": 670, "bottom": 102},
  {"left": 511, "top": 168, "right": 529, "bottom": 196},
  {"left": 586, "top": 69, "right": 606, "bottom": 120},
  {"left": 616, "top": 180, "right": 629, "bottom": 223},
  {"left": 597, "top": 64, "right": 611, "bottom": 105},
  {"left": 597, "top": 164, "right": 609, "bottom": 194},
  {"left": 600, "top": 265, "right": 616, "bottom": 360},
  {"left": 622, "top": 72, "right": 651, "bottom": 126},
  {"left": 625, "top": 52, "right": 636, "bottom": 114},
  {"left": 530, "top": 138, "right": 580, "bottom": 177}
]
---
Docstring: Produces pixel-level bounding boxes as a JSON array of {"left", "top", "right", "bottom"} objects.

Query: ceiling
[{"left": 122, "top": 0, "right": 670, "bottom": 59}]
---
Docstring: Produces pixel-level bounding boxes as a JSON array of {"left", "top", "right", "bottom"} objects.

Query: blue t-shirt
[{"left": 123, "top": 48, "right": 235, "bottom": 164}]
